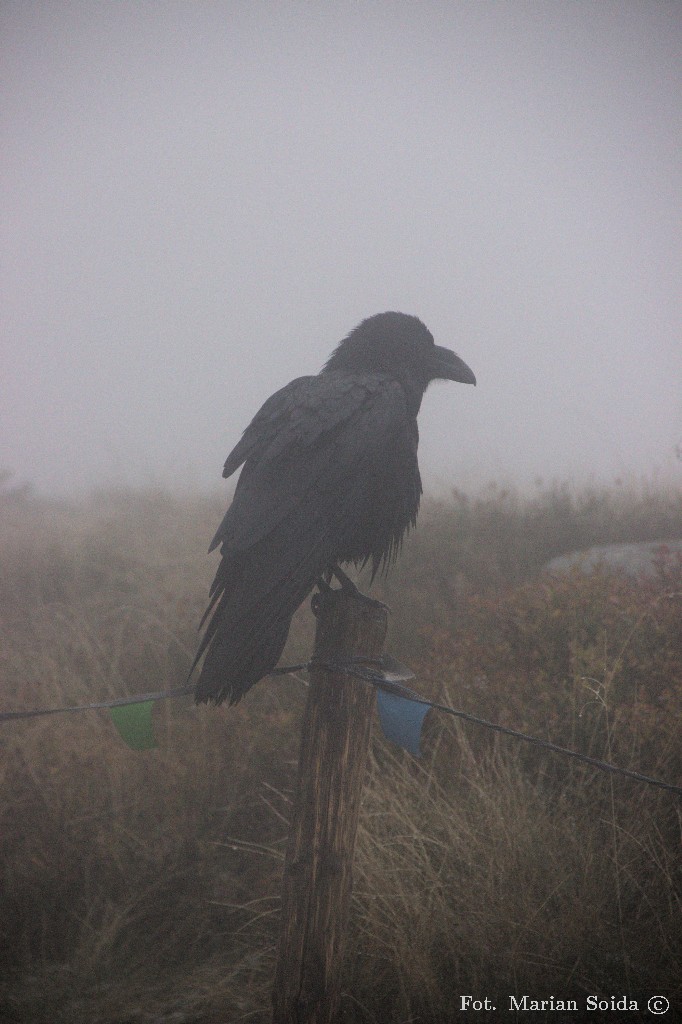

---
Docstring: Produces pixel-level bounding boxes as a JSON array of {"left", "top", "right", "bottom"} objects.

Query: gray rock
[{"left": 545, "top": 539, "right": 682, "bottom": 577}]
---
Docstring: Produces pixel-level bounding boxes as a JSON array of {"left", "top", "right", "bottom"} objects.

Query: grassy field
[{"left": 1, "top": 481, "right": 681, "bottom": 1022}]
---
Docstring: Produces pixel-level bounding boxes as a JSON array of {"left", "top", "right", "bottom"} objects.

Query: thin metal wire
[{"left": 0, "top": 685, "right": 193, "bottom": 721}]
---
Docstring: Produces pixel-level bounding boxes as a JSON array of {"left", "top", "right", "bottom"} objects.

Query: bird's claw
[
  {"left": 350, "top": 591, "right": 389, "bottom": 612},
  {"left": 311, "top": 569, "right": 389, "bottom": 617},
  {"left": 333, "top": 565, "right": 390, "bottom": 611}
]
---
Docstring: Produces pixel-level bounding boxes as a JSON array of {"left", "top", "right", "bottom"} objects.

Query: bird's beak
[{"left": 431, "top": 344, "right": 476, "bottom": 385}]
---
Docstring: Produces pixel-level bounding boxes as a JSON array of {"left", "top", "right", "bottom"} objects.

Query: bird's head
[{"left": 323, "top": 312, "right": 476, "bottom": 392}]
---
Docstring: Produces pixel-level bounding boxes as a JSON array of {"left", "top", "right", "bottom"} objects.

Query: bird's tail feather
[{"left": 192, "top": 552, "right": 322, "bottom": 705}]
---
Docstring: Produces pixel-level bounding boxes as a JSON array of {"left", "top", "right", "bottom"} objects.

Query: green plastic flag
[{"left": 109, "top": 701, "right": 157, "bottom": 750}]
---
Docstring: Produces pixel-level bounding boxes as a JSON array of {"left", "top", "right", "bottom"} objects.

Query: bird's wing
[
  {"left": 208, "top": 373, "right": 411, "bottom": 554},
  {"left": 220, "top": 376, "right": 320, "bottom": 480}
]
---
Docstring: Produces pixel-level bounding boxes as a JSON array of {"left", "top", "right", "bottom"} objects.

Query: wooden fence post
[{"left": 271, "top": 588, "right": 388, "bottom": 1024}]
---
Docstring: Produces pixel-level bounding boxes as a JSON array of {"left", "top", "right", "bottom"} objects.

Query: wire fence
[{"left": 2, "top": 655, "right": 680, "bottom": 797}]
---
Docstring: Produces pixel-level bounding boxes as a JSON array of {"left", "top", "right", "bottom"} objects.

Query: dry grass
[
  {"left": 349, "top": 718, "right": 681, "bottom": 1021},
  {"left": 0, "top": 481, "right": 681, "bottom": 1022}
]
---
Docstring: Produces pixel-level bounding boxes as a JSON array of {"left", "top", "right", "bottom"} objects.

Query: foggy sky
[{"left": 3, "top": 2, "right": 681, "bottom": 497}]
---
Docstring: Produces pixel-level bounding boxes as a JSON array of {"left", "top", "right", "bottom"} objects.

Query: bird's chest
[
  {"left": 339, "top": 423, "right": 421, "bottom": 565},
  {"left": 362, "top": 435, "right": 420, "bottom": 519}
]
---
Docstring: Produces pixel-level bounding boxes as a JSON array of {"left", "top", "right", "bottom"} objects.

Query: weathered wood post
[{"left": 271, "top": 588, "right": 388, "bottom": 1024}]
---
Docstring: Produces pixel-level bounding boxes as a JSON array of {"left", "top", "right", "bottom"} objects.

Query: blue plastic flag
[{"left": 377, "top": 687, "right": 430, "bottom": 757}]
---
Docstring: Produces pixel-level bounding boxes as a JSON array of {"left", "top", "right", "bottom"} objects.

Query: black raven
[{"left": 192, "top": 312, "right": 475, "bottom": 704}]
